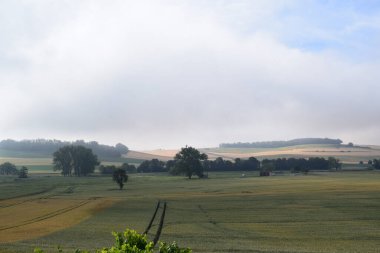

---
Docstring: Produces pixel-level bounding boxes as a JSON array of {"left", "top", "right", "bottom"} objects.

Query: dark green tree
[
  {"left": 115, "top": 143, "right": 129, "bottom": 154},
  {"left": 212, "top": 157, "right": 225, "bottom": 171},
  {"left": 99, "top": 165, "right": 117, "bottom": 174},
  {"left": 100, "top": 163, "right": 136, "bottom": 175},
  {"left": 113, "top": 168, "right": 128, "bottom": 190},
  {"left": 71, "top": 146, "right": 100, "bottom": 176},
  {"left": 308, "top": 157, "right": 329, "bottom": 170},
  {"left": 234, "top": 158, "right": 243, "bottom": 170},
  {"left": 120, "top": 163, "right": 137, "bottom": 173},
  {"left": 137, "top": 159, "right": 166, "bottom": 173},
  {"left": 173, "top": 146, "right": 208, "bottom": 179},
  {"left": 0, "top": 162, "right": 18, "bottom": 175},
  {"left": 165, "top": 160, "right": 176, "bottom": 173},
  {"left": 244, "top": 157, "right": 260, "bottom": 171},
  {"left": 373, "top": 159, "right": 380, "bottom": 170},
  {"left": 53, "top": 146, "right": 74, "bottom": 176},
  {"left": 53, "top": 145, "right": 99, "bottom": 176},
  {"left": 18, "top": 166, "right": 28, "bottom": 178},
  {"left": 137, "top": 160, "right": 150, "bottom": 173},
  {"left": 261, "top": 159, "right": 274, "bottom": 174},
  {"left": 328, "top": 157, "right": 342, "bottom": 170}
]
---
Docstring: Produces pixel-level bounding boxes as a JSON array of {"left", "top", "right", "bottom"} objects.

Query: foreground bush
[{"left": 35, "top": 229, "right": 191, "bottom": 253}]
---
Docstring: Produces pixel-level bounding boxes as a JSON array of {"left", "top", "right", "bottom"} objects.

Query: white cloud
[{"left": 0, "top": 0, "right": 379, "bottom": 149}]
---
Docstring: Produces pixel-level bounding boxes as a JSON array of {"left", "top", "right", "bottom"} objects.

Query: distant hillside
[
  {"left": 0, "top": 139, "right": 128, "bottom": 158},
  {"left": 219, "top": 138, "right": 343, "bottom": 149}
]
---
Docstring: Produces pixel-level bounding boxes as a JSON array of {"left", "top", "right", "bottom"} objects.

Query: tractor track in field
[
  {"left": 163, "top": 204, "right": 242, "bottom": 236},
  {"left": 0, "top": 187, "right": 56, "bottom": 201},
  {"left": 198, "top": 204, "right": 218, "bottom": 226},
  {"left": 0, "top": 186, "right": 75, "bottom": 209},
  {"left": 0, "top": 198, "right": 91, "bottom": 231}
]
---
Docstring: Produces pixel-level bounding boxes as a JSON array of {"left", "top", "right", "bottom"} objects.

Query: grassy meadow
[{"left": 1, "top": 171, "right": 380, "bottom": 252}]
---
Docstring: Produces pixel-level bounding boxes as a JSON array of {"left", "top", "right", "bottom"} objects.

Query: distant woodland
[
  {"left": 0, "top": 139, "right": 129, "bottom": 158},
  {"left": 219, "top": 138, "right": 343, "bottom": 149}
]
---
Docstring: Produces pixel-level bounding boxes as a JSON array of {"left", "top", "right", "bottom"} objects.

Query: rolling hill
[
  {"left": 137, "top": 144, "right": 380, "bottom": 164},
  {"left": 1, "top": 139, "right": 380, "bottom": 171}
]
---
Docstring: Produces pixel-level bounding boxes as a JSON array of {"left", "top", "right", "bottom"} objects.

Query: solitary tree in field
[
  {"left": 173, "top": 146, "right": 208, "bottom": 179},
  {"left": 53, "top": 145, "right": 99, "bottom": 176},
  {"left": 113, "top": 168, "right": 128, "bottom": 190}
]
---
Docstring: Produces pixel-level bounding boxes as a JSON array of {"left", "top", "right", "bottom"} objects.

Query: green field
[{"left": 1, "top": 171, "right": 380, "bottom": 252}]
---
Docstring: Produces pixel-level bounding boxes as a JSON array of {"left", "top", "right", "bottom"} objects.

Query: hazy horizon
[
  {"left": 0, "top": 136, "right": 360, "bottom": 151},
  {"left": 1, "top": 1, "right": 380, "bottom": 150}
]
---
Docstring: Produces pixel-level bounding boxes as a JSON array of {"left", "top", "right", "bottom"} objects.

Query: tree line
[
  {"left": 219, "top": 138, "right": 343, "bottom": 148},
  {"left": 98, "top": 154, "right": 380, "bottom": 180},
  {"left": 0, "top": 139, "right": 128, "bottom": 158},
  {"left": 50, "top": 145, "right": 380, "bottom": 180},
  {"left": 99, "top": 159, "right": 165, "bottom": 174},
  {"left": 98, "top": 148, "right": 345, "bottom": 179},
  {"left": 260, "top": 157, "right": 342, "bottom": 173},
  {"left": 371, "top": 159, "right": 380, "bottom": 169},
  {"left": 100, "top": 156, "right": 341, "bottom": 175}
]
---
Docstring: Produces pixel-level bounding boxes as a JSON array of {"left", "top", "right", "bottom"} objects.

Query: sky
[{"left": 1, "top": 0, "right": 380, "bottom": 150}]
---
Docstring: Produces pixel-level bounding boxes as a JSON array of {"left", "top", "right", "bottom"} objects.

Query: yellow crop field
[
  {"left": 0, "top": 158, "right": 52, "bottom": 166},
  {"left": 0, "top": 188, "right": 114, "bottom": 243}
]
